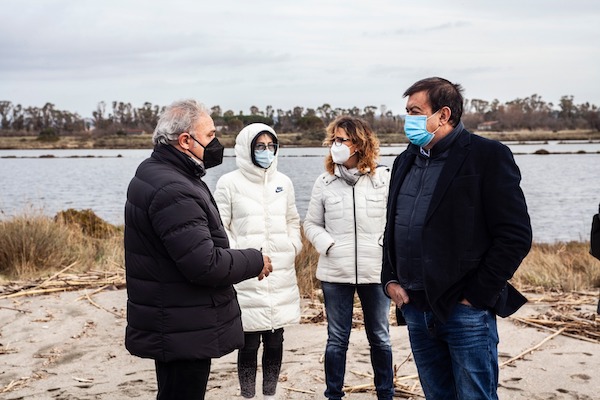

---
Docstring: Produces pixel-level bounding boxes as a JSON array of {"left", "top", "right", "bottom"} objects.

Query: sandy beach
[{"left": 0, "top": 287, "right": 598, "bottom": 399}]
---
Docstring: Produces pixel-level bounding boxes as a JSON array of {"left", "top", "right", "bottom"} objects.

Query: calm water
[{"left": 1, "top": 142, "right": 599, "bottom": 244}]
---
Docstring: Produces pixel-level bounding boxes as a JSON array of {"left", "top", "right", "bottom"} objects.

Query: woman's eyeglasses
[
  {"left": 332, "top": 137, "right": 351, "bottom": 146},
  {"left": 255, "top": 143, "right": 278, "bottom": 151}
]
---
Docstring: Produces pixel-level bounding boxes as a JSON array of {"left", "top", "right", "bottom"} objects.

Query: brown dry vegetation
[
  {"left": 0, "top": 209, "right": 123, "bottom": 281},
  {"left": 1, "top": 130, "right": 600, "bottom": 151},
  {"left": 513, "top": 241, "right": 600, "bottom": 292},
  {"left": 0, "top": 134, "right": 154, "bottom": 150},
  {"left": 0, "top": 210, "right": 598, "bottom": 296}
]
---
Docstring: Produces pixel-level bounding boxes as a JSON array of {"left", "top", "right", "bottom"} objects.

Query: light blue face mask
[
  {"left": 404, "top": 110, "right": 440, "bottom": 147},
  {"left": 254, "top": 149, "right": 275, "bottom": 169}
]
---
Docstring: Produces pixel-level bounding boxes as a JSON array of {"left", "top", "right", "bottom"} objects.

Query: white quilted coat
[
  {"left": 303, "top": 166, "right": 390, "bottom": 284},
  {"left": 214, "top": 123, "right": 302, "bottom": 332}
]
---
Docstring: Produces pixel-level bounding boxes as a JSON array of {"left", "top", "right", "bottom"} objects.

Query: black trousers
[
  {"left": 155, "top": 358, "right": 211, "bottom": 400},
  {"left": 237, "top": 328, "right": 284, "bottom": 398}
]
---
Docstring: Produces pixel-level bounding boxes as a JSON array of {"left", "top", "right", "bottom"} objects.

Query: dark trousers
[
  {"left": 237, "top": 328, "right": 284, "bottom": 398},
  {"left": 155, "top": 358, "right": 211, "bottom": 400}
]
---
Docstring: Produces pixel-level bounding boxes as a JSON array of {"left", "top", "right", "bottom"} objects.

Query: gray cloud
[{"left": 1, "top": 0, "right": 599, "bottom": 117}]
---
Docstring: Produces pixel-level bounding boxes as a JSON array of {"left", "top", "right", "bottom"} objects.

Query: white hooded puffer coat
[
  {"left": 303, "top": 166, "right": 390, "bottom": 284},
  {"left": 214, "top": 123, "right": 302, "bottom": 332}
]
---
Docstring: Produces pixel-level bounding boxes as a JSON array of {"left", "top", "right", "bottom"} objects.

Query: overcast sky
[{"left": 1, "top": 0, "right": 599, "bottom": 118}]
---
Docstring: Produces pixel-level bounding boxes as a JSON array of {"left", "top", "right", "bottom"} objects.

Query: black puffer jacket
[{"left": 124, "top": 144, "right": 264, "bottom": 362}]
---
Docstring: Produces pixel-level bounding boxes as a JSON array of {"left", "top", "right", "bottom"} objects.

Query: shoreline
[
  {"left": 3, "top": 151, "right": 600, "bottom": 159},
  {"left": 1, "top": 130, "right": 599, "bottom": 151},
  {"left": 1, "top": 140, "right": 600, "bottom": 158}
]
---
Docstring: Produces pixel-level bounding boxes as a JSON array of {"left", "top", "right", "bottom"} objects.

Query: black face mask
[{"left": 191, "top": 136, "right": 224, "bottom": 169}]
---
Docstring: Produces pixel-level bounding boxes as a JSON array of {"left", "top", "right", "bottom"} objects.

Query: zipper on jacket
[
  {"left": 353, "top": 186, "right": 358, "bottom": 285},
  {"left": 262, "top": 169, "right": 275, "bottom": 330},
  {"left": 262, "top": 169, "right": 271, "bottom": 253},
  {"left": 408, "top": 158, "right": 430, "bottom": 263}
]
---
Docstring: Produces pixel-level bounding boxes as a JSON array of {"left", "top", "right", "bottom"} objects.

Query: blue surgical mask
[
  {"left": 404, "top": 111, "right": 441, "bottom": 147},
  {"left": 254, "top": 149, "right": 275, "bottom": 169}
]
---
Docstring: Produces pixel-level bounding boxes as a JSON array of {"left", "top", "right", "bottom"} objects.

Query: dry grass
[
  {"left": 1, "top": 210, "right": 598, "bottom": 296},
  {"left": 0, "top": 209, "right": 123, "bottom": 281},
  {"left": 0, "top": 134, "right": 154, "bottom": 150},
  {"left": 294, "top": 229, "right": 321, "bottom": 298},
  {"left": 512, "top": 241, "right": 600, "bottom": 292}
]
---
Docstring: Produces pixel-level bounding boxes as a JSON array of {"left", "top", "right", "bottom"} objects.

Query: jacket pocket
[
  {"left": 366, "top": 194, "right": 385, "bottom": 218},
  {"left": 325, "top": 196, "right": 344, "bottom": 220}
]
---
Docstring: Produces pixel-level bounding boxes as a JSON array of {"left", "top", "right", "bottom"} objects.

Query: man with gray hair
[{"left": 124, "top": 99, "right": 272, "bottom": 399}]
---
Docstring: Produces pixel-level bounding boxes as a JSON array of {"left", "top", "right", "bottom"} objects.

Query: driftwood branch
[
  {"left": 511, "top": 316, "right": 599, "bottom": 344},
  {"left": 84, "top": 290, "right": 124, "bottom": 318},
  {"left": 32, "top": 262, "right": 78, "bottom": 289},
  {"left": 281, "top": 386, "right": 315, "bottom": 394},
  {"left": 0, "top": 305, "right": 30, "bottom": 313},
  {"left": 0, "top": 269, "right": 125, "bottom": 300},
  {"left": 1, "top": 287, "right": 72, "bottom": 299},
  {"left": 500, "top": 327, "right": 566, "bottom": 367},
  {"left": 76, "top": 285, "right": 111, "bottom": 301},
  {"left": 395, "top": 352, "right": 413, "bottom": 371}
]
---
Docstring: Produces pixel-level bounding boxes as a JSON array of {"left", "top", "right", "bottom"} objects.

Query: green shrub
[{"left": 37, "top": 128, "right": 60, "bottom": 142}]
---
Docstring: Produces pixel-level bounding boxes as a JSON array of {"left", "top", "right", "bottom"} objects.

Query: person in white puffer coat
[
  {"left": 214, "top": 123, "right": 302, "bottom": 400},
  {"left": 303, "top": 116, "right": 394, "bottom": 400}
]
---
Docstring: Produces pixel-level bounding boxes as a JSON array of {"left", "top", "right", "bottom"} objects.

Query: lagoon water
[{"left": 1, "top": 142, "right": 599, "bottom": 244}]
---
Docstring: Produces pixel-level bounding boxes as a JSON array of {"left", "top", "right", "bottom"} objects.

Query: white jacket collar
[{"left": 323, "top": 165, "right": 389, "bottom": 188}]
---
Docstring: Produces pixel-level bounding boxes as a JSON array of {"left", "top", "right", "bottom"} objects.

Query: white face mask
[
  {"left": 254, "top": 149, "right": 275, "bottom": 169},
  {"left": 330, "top": 143, "right": 352, "bottom": 164}
]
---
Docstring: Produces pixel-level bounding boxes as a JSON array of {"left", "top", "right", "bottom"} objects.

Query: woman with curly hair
[{"left": 303, "top": 116, "right": 394, "bottom": 400}]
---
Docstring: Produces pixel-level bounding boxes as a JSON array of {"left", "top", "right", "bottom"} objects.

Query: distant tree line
[
  {"left": 0, "top": 94, "right": 598, "bottom": 140},
  {"left": 462, "top": 94, "right": 600, "bottom": 132}
]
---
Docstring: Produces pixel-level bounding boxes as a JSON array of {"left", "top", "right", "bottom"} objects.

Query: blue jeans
[
  {"left": 321, "top": 282, "right": 394, "bottom": 400},
  {"left": 401, "top": 303, "right": 499, "bottom": 400}
]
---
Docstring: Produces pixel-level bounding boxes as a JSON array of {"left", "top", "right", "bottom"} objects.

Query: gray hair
[{"left": 152, "top": 99, "right": 210, "bottom": 145}]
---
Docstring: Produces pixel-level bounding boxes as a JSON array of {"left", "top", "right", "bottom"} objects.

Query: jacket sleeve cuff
[
  {"left": 383, "top": 280, "right": 399, "bottom": 298},
  {"left": 462, "top": 284, "right": 500, "bottom": 310}
]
